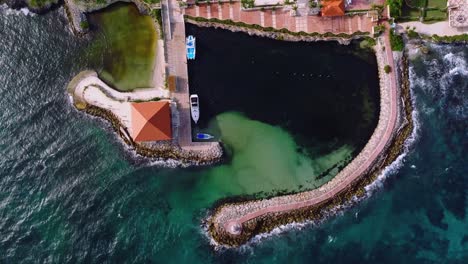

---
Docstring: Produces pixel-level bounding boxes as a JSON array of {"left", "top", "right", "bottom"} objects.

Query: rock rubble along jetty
[
  {"left": 67, "top": 71, "right": 222, "bottom": 165},
  {"left": 207, "top": 33, "right": 413, "bottom": 247}
]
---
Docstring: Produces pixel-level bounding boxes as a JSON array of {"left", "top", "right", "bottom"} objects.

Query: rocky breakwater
[
  {"left": 67, "top": 71, "right": 223, "bottom": 166},
  {"left": 206, "top": 36, "right": 413, "bottom": 247}
]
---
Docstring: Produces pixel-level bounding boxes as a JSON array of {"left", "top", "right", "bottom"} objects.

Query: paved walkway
[
  {"left": 397, "top": 21, "right": 468, "bottom": 36},
  {"left": 185, "top": 2, "right": 375, "bottom": 34},
  {"left": 214, "top": 26, "right": 399, "bottom": 237}
]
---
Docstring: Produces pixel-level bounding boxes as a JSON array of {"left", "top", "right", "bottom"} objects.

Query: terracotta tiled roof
[
  {"left": 322, "top": 0, "right": 345, "bottom": 17},
  {"left": 131, "top": 101, "right": 172, "bottom": 142}
]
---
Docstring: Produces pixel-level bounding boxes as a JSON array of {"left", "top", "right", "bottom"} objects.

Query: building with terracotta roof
[
  {"left": 321, "top": 0, "right": 345, "bottom": 17},
  {"left": 131, "top": 101, "right": 172, "bottom": 142}
]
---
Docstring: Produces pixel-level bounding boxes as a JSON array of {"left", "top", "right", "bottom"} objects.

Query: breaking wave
[{"left": 0, "top": 4, "right": 35, "bottom": 16}]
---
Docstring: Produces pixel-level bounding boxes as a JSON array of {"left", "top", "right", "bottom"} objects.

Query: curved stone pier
[{"left": 207, "top": 32, "right": 401, "bottom": 246}]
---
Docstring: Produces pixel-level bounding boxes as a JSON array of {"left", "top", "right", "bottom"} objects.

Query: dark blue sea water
[{"left": 0, "top": 6, "right": 467, "bottom": 263}]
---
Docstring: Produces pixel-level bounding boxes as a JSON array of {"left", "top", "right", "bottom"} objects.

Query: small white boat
[
  {"left": 190, "top": 94, "right": 199, "bottom": 124},
  {"left": 186, "top": 35, "right": 196, "bottom": 60}
]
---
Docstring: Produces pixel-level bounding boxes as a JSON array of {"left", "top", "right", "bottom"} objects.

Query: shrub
[
  {"left": 384, "top": 65, "right": 392, "bottom": 73},
  {"left": 241, "top": 0, "right": 255, "bottom": 8},
  {"left": 407, "top": 29, "right": 419, "bottom": 39},
  {"left": 390, "top": 30, "right": 404, "bottom": 51},
  {"left": 80, "top": 21, "right": 89, "bottom": 29},
  {"left": 386, "top": 0, "right": 403, "bottom": 18}
]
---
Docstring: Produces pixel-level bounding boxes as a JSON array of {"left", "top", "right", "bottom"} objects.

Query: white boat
[
  {"left": 190, "top": 94, "right": 200, "bottom": 124},
  {"left": 186, "top": 35, "right": 196, "bottom": 60}
]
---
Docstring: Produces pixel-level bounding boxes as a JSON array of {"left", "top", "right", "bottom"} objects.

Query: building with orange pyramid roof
[
  {"left": 321, "top": 0, "right": 345, "bottom": 17},
  {"left": 131, "top": 101, "right": 172, "bottom": 142}
]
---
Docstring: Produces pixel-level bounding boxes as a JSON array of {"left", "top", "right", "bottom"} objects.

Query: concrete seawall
[{"left": 207, "top": 32, "right": 405, "bottom": 247}]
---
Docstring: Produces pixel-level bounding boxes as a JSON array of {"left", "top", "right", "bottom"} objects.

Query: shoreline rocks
[
  {"left": 186, "top": 19, "right": 368, "bottom": 45},
  {"left": 67, "top": 71, "right": 223, "bottom": 166}
]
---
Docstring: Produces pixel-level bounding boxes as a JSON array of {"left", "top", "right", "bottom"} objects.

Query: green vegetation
[
  {"left": 241, "top": 0, "right": 255, "bottom": 8},
  {"left": 359, "top": 38, "right": 377, "bottom": 49},
  {"left": 384, "top": 65, "right": 392, "bottom": 73},
  {"left": 185, "top": 15, "right": 370, "bottom": 39},
  {"left": 373, "top": 24, "right": 386, "bottom": 37},
  {"left": 397, "top": 0, "right": 447, "bottom": 22},
  {"left": 432, "top": 34, "right": 468, "bottom": 43},
  {"left": 28, "top": 0, "right": 59, "bottom": 8},
  {"left": 427, "top": 0, "right": 447, "bottom": 8},
  {"left": 88, "top": 4, "right": 158, "bottom": 91},
  {"left": 390, "top": 30, "right": 404, "bottom": 51},
  {"left": 150, "top": 9, "right": 164, "bottom": 39},
  {"left": 386, "top": 0, "right": 404, "bottom": 18},
  {"left": 79, "top": 20, "right": 90, "bottom": 29},
  {"left": 407, "top": 28, "right": 419, "bottom": 38},
  {"left": 143, "top": 0, "right": 161, "bottom": 4}
]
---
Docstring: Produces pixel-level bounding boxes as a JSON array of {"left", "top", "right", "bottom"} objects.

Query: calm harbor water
[
  {"left": 186, "top": 23, "right": 380, "bottom": 190},
  {"left": 0, "top": 5, "right": 467, "bottom": 263}
]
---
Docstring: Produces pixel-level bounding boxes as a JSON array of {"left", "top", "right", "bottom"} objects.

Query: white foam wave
[
  {"left": 365, "top": 67, "right": 421, "bottom": 194},
  {"left": 0, "top": 4, "right": 35, "bottom": 17},
  {"left": 443, "top": 52, "right": 468, "bottom": 76}
]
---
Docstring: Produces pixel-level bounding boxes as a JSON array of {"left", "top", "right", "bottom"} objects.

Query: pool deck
[{"left": 164, "top": 0, "right": 220, "bottom": 151}]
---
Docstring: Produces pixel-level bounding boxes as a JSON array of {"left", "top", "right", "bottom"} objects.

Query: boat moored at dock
[
  {"left": 196, "top": 133, "right": 214, "bottom": 140},
  {"left": 190, "top": 94, "right": 200, "bottom": 124},
  {"left": 186, "top": 35, "right": 196, "bottom": 60}
]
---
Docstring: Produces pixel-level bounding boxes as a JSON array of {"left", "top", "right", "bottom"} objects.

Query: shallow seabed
[{"left": 0, "top": 6, "right": 467, "bottom": 263}]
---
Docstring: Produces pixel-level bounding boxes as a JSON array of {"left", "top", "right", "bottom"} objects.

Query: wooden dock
[{"left": 163, "top": 0, "right": 219, "bottom": 151}]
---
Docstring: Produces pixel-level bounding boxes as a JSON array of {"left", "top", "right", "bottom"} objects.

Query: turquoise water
[{"left": 0, "top": 6, "right": 467, "bottom": 263}]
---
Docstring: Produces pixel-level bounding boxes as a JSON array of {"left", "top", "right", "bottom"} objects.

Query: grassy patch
[
  {"left": 425, "top": 9, "right": 447, "bottom": 19},
  {"left": 88, "top": 3, "right": 158, "bottom": 91},
  {"left": 427, "top": 0, "right": 446, "bottom": 8},
  {"left": 405, "top": 0, "right": 426, "bottom": 7}
]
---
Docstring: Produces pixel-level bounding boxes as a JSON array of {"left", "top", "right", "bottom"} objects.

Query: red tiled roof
[
  {"left": 322, "top": 0, "right": 345, "bottom": 17},
  {"left": 131, "top": 101, "right": 172, "bottom": 142}
]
